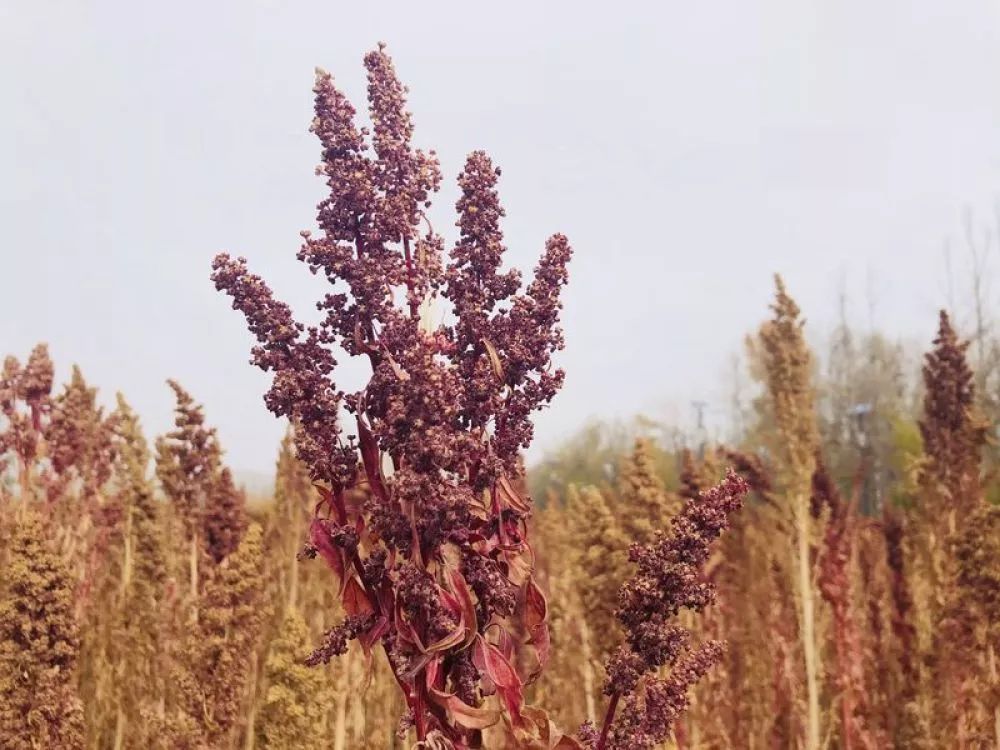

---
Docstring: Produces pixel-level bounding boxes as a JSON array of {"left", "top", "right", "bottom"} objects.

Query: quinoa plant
[
  {"left": 45, "top": 365, "right": 116, "bottom": 504},
  {"left": 155, "top": 380, "right": 246, "bottom": 599},
  {"left": 567, "top": 486, "right": 628, "bottom": 665},
  {"left": 917, "top": 311, "right": 987, "bottom": 521},
  {"left": 169, "top": 524, "right": 267, "bottom": 747},
  {"left": 916, "top": 311, "right": 991, "bottom": 745},
  {"left": 587, "top": 471, "right": 747, "bottom": 749},
  {"left": 257, "top": 607, "right": 330, "bottom": 749},
  {"left": 812, "top": 456, "right": 878, "bottom": 749},
  {"left": 616, "top": 438, "right": 677, "bottom": 544},
  {"left": 756, "top": 275, "right": 823, "bottom": 750},
  {"left": 0, "top": 344, "right": 54, "bottom": 501},
  {"left": 0, "top": 511, "right": 85, "bottom": 749},
  {"left": 213, "top": 44, "right": 571, "bottom": 747},
  {"left": 111, "top": 394, "right": 168, "bottom": 748}
]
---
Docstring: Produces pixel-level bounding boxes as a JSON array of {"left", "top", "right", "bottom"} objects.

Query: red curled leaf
[
  {"left": 425, "top": 656, "right": 501, "bottom": 729},
  {"left": 356, "top": 416, "right": 388, "bottom": 502},
  {"left": 425, "top": 655, "right": 442, "bottom": 686},
  {"left": 430, "top": 689, "right": 501, "bottom": 730},
  {"left": 524, "top": 576, "right": 551, "bottom": 681},
  {"left": 312, "top": 483, "right": 333, "bottom": 516},
  {"left": 393, "top": 584, "right": 465, "bottom": 656},
  {"left": 359, "top": 614, "right": 389, "bottom": 654},
  {"left": 395, "top": 601, "right": 425, "bottom": 653},
  {"left": 356, "top": 614, "right": 389, "bottom": 689},
  {"left": 496, "top": 626, "right": 516, "bottom": 662},
  {"left": 425, "top": 580, "right": 467, "bottom": 653},
  {"left": 309, "top": 518, "right": 345, "bottom": 588},
  {"left": 524, "top": 576, "right": 547, "bottom": 631},
  {"left": 342, "top": 575, "right": 373, "bottom": 619},
  {"left": 445, "top": 569, "right": 479, "bottom": 649},
  {"left": 473, "top": 635, "right": 524, "bottom": 728},
  {"left": 425, "top": 619, "right": 466, "bottom": 654},
  {"left": 401, "top": 651, "right": 435, "bottom": 682}
]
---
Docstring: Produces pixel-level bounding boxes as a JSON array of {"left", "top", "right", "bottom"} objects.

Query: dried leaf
[
  {"left": 502, "top": 706, "right": 584, "bottom": 749},
  {"left": 483, "top": 338, "right": 504, "bottom": 379},
  {"left": 429, "top": 689, "right": 501, "bottom": 730},
  {"left": 410, "top": 729, "right": 457, "bottom": 750},
  {"left": 359, "top": 615, "right": 389, "bottom": 654},
  {"left": 387, "top": 352, "right": 411, "bottom": 381},
  {"left": 496, "top": 475, "right": 531, "bottom": 514},
  {"left": 401, "top": 651, "right": 435, "bottom": 682},
  {"left": 495, "top": 626, "right": 517, "bottom": 662},
  {"left": 357, "top": 616, "right": 390, "bottom": 690},
  {"left": 503, "top": 549, "right": 533, "bottom": 587}
]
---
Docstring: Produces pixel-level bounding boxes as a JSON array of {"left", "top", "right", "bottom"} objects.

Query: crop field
[{"left": 2, "top": 18, "right": 999, "bottom": 750}]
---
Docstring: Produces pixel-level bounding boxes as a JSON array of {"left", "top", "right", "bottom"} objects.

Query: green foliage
[
  {"left": 529, "top": 419, "right": 679, "bottom": 508},
  {"left": 528, "top": 420, "right": 631, "bottom": 502},
  {"left": 888, "top": 414, "right": 923, "bottom": 508}
]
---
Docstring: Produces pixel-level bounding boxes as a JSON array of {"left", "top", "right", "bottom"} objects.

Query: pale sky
[{"left": 3, "top": 1, "right": 1000, "bottom": 479}]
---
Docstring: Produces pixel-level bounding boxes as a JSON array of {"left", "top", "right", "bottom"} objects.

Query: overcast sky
[{"left": 3, "top": 1, "right": 1000, "bottom": 478}]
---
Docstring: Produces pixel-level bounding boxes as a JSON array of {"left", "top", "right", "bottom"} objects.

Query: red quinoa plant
[
  {"left": 213, "top": 44, "right": 743, "bottom": 748},
  {"left": 813, "top": 456, "right": 878, "bottom": 749},
  {"left": 0, "top": 345, "right": 54, "bottom": 501},
  {"left": 212, "top": 44, "right": 571, "bottom": 748},
  {"left": 588, "top": 471, "right": 746, "bottom": 749}
]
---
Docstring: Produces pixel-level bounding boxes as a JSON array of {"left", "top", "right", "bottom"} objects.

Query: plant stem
[
  {"left": 596, "top": 692, "right": 620, "bottom": 750},
  {"left": 579, "top": 623, "right": 596, "bottom": 722},
  {"left": 796, "top": 499, "right": 821, "bottom": 750},
  {"left": 414, "top": 679, "right": 428, "bottom": 742}
]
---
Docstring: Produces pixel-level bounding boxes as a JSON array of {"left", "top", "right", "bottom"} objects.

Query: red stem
[
  {"left": 414, "top": 678, "right": 429, "bottom": 741},
  {"left": 337, "top": 438, "right": 435, "bottom": 737},
  {"left": 596, "top": 692, "right": 621, "bottom": 750}
]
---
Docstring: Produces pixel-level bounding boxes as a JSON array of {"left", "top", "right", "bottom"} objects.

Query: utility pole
[
  {"left": 691, "top": 400, "right": 708, "bottom": 460},
  {"left": 849, "top": 402, "right": 876, "bottom": 514}
]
